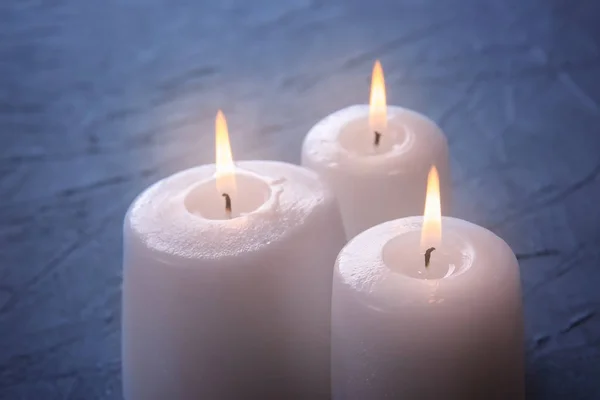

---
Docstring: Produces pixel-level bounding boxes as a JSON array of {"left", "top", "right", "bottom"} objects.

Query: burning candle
[
  {"left": 122, "top": 111, "right": 346, "bottom": 400},
  {"left": 331, "top": 167, "right": 524, "bottom": 399},
  {"left": 302, "top": 61, "right": 451, "bottom": 239}
]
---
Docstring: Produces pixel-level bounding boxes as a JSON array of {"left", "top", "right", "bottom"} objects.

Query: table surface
[{"left": 1, "top": 0, "right": 600, "bottom": 398}]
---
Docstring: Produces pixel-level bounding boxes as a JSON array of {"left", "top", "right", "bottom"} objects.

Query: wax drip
[{"left": 424, "top": 247, "right": 436, "bottom": 267}]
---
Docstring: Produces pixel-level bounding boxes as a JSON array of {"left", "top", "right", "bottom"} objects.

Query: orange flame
[
  {"left": 215, "top": 110, "right": 236, "bottom": 195},
  {"left": 369, "top": 60, "right": 387, "bottom": 135},
  {"left": 421, "top": 166, "right": 442, "bottom": 250}
]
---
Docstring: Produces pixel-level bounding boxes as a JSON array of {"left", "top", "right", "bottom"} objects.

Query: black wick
[
  {"left": 374, "top": 131, "right": 382, "bottom": 147},
  {"left": 424, "top": 247, "right": 436, "bottom": 268},
  {"left": 222, "top": 193, "right": 232, "bottom": 217}
]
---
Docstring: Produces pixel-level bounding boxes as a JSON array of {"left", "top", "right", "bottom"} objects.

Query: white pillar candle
[
  {"left": 302, "top": 61, "right": 450, "bottom": 239},
  {"left": 331, "top": 168, "right": 524, "bottom": 399},
  {"left": 122, "top": 112, "right": 345, "bottom": 400}
]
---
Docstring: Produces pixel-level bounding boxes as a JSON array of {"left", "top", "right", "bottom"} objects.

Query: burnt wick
[
  {"left": 424, "top": 247, "right": 436, "bottom": 268},
  {"left": 374, "top": 131, "right": 382, "bottom": 146},
  {"left": 222, "top": 193, "right": 232, "bottom": 217}
]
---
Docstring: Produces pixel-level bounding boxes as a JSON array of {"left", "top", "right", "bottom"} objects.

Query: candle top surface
[
  {"left": 126, "top": 160, "right": 334, "bottom": 262},
  {"left": 302, "top": 105, "right": 447, "bottom": 174},
  {"left": 335, "top": 216, "right": 519, "bottom": 308}
]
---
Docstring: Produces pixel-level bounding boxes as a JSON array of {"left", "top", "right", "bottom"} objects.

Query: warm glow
[
  {"left": 215, "top": 110, "right": 237, "bottom": 195},
  {"left": 369, "top": 60, "right": 387, "bottom": 134},
  {"left": 421, "top": 166, "right": 442, "bottom": 250}
]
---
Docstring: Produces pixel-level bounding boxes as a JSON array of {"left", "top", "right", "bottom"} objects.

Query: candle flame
[
  {"left": 421, "top": 166, "right": 442, "bottom": 250},
  {"left": 215, "top": 110, "right": 237, "bottom": 196},
  {"left": 369, "top": 60, "right": 387, "bottom": 134}
]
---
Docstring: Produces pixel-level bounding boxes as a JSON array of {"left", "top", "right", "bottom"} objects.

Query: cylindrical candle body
[
  {"left": 302, "top": 105, "right": 450, "bottom": 239},
  {"left": 332, "top": 217, "right": 524, "bottom": 400},
  {"left": 123, "top": 161, "right": 346, "bottom": 400}
]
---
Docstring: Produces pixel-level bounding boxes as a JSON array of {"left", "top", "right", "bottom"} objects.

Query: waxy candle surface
[
  {"left": 332, "top": 216, "right": 524, "bottom": 400},
  {"left": 302, "top": 105, "right": 450, "bottom": 239},
  {"left": 122, "top": 161, "right": 345, "bottom": 400}
]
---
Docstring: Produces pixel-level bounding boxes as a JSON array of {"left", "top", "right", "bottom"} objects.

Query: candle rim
[
  {"left": 127, "top": 160, "right": 336, "bottom": 262},
  {"left": 335, "top": 216, "right": 519, "bottom": 308},
  {"left": 302, "top": 104, "right": 447, "bottom": 174}
]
